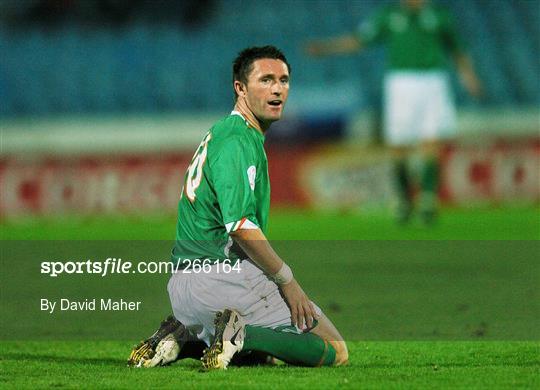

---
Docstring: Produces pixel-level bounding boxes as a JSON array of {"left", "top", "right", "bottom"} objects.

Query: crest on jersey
[{"left": 247, "top": 165, "right": 256, "bottom": 191}]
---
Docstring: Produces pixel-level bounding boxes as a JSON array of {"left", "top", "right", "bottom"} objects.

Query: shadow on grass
[
  {"left": 4, "top": 353, "right": 537, "bottom": 371},
  {"left": 355, "top": 361, "right": 540, "bottom": 369},
  {"left": 1, "top": 352, "right": 122, "bottom": 366}
]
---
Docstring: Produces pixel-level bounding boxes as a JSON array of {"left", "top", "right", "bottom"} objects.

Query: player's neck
[{"left": 233, "top": 102, "right": 268, "bottom": 134}]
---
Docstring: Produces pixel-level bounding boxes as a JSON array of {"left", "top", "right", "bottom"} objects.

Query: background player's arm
[
  {"left": 453, "top": 52, "right": 483, "bottom": 98},
  {"left": 306, "top": 34, "right": 363, "bottom": 56},
  {"left": 230, "top": 228, "right": 318, "bottom": 330},
  {"left": 306, "top": 7, "right": 386, "bottom": 57},
  {"left": 442, "top": 9, "right": 483, "bottom": 99}
]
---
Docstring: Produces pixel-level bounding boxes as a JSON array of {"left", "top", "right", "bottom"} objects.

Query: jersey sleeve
[
  {"left": 356, "top": 7, "right": 389, "bottom": 45},
  {"left": 209, "top": 136, "right": 260, "bottom": 233},
  {"left": 439, "top": 8, "right": 465, "bottom": 54}
]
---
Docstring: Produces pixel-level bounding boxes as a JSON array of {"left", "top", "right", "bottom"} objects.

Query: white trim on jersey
[
  {"left": 230, "top": 110, "right": 244, "bottom": 119},
  {"left": 225, "top": 217, "right": 259, "bottom": 233},
  {"left": 230, "top": 110, "right": 249, "bottom": 127}
]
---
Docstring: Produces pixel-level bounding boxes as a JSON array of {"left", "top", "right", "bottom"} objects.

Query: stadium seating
[{"left": 0, "top": 0, "right": 538, "bottom": 118}]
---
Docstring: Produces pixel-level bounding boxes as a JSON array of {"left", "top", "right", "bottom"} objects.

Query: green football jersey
[
  {"left": 357, "top": 4, "right": 463, "bottom": 70},
  {"left": 172, "top": 111, "right": 270, "bottom": 265}
]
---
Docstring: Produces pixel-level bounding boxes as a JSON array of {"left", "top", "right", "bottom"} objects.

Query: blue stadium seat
[{"left": 1, "top": 0, "right": 538, "bottom": 118}]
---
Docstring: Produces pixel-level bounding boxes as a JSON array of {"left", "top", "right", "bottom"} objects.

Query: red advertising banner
[
  {"left": 0, "top": 155, "right": 191, "bottom": 217},
  {"left": 440, "top": 139, "right": 540, "bottom": 203},
  {"left": 1, "top": 139, "right": 538, "bottom": 218},
  {"left": 0, "top": 148, "right": 310, "bottom": 217}
]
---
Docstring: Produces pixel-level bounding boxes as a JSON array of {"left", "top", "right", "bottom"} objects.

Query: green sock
[
  {"left": 421, "top": 157, "right": 439, "bottom": 195},
  {"left": 243, "top": 325, "right": 336, "bottom": 367},
  {"left": 394, "top": 158, "right": 412, "bottom": 205}
]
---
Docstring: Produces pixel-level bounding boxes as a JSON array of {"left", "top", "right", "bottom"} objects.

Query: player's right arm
[
  {"left": 306, "top": 7, "right": 387, "bottom": 57},
  {"left": 209, "top": 129, "right": 317, "bottom": 329},
  {"left": 306, "top": 34, "right": 363, "bottom": 57},
  {"left": 230, "top": 228, "right": 318, "bottom": 331}
]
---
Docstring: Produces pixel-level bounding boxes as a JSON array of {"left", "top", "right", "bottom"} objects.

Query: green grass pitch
[
  {"left": 1, "top": 206, "right": 539, "bottom": 388},
  {"left": 2, "top": 341, "right": 537, "bottom": 388}
]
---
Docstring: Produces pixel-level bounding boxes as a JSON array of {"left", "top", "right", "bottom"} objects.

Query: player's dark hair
[{"left": 232, "top": 45, "right": 291, "bottom": 100}]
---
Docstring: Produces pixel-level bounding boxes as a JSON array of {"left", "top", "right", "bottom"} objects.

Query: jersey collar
[
  {"left": 230, "top": 110, "right": 265, "bottom": 141},
  {"left": 231, "top": 110, "right": 247, "bottom": 123}
]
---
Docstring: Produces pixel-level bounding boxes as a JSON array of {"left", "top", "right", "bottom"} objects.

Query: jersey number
[{"left": 184, "top": 132, "right": 212, "bottom": 202}]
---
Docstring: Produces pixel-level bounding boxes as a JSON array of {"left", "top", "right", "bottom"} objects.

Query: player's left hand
[
  {"left": 462, "top": 72, "right": 484, "bottom": 99},
  {"left": 279, "top": 279, "right": 319, "bottom": 331}
]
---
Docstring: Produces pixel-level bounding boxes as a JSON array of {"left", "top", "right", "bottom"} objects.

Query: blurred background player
[{"left": 307, "top": 0, "right": 482, "bottom": 224}]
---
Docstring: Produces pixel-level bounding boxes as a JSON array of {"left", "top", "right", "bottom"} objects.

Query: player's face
[{"left": 243, "top": 59, "right": 290, "bottom": 124}]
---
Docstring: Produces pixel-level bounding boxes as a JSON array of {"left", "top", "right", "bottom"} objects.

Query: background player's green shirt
[
  {"left": 172, "top": 111, "right": 270, "bottom": 264},
  {"left": 357, "top": 4, "right": 463, "bottom": 70}
]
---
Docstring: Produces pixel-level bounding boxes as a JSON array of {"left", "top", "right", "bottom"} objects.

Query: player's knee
[{"left": 330, "top": 340, "right": 349, "bottom": 366}]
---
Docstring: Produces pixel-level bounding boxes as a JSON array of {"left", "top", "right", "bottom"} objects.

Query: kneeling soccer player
[{"left": 129, "top": 45, "right": 348, "bottom": 369}]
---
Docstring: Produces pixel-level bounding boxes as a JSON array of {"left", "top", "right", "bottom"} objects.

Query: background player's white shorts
[
  {"left": 384, "top": 71, "right": 456, "bottom": 146},
  {"left": 167, "top": 259, "right": 322, "bottom": 345}
]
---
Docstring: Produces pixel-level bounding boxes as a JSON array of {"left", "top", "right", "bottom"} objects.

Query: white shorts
[
  {"left": 384, "top": 71, "right": 456, "bottom": 146},
  {"left": 167, "top": 259, "right": 322, "bottom": 345}
]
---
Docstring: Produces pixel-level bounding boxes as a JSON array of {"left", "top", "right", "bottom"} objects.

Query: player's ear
[{"left": 234, "top": 80, "right": 247, "bottom": 98}]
